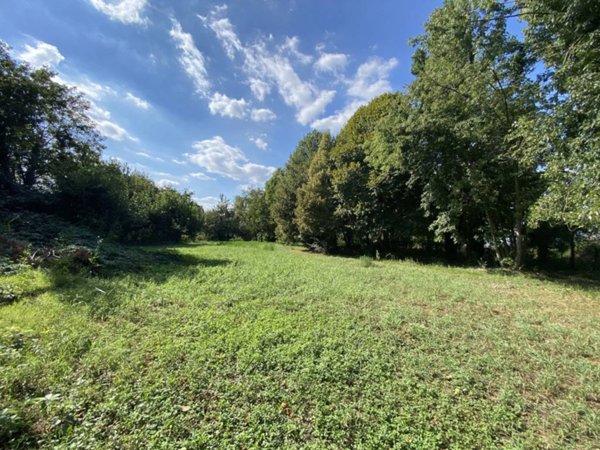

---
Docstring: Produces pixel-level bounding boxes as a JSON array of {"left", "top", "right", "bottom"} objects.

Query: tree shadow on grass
[
  {"left": 45, "top": 246, "right": 229, "bottom": 292},
  {"left": 486, "top": 268, "right": 600, "bottom": 293},
  {"left": 39, "top": 247, "right": 231, "bottom": 319}
]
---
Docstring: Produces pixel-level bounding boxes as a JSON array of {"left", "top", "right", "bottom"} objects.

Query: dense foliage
[
  {"left": 0, "top": 44, "right": 204, "bottom": 244},
  {"left": 257, "top": 0, "right": 599, "bottom": 269}
]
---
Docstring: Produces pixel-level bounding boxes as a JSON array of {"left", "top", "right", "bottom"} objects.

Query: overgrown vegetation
[
  {"left": 0, "top": 43, "right": 204, "bottom": 245},
  {"left": 1, "top": 242, "right": 598, "bottom": 448}
]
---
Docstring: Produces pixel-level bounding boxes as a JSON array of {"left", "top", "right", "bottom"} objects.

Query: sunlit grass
[{"left": 1, "top": 242, "right": 599, "bottom": 448}]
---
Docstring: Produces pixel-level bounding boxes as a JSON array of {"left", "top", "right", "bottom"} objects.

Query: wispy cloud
[
  {"left": 170, "top": 19, "right": 211, "bottom": 96},
  {"left": 194, "top": 195, "right": 220, "bottom": 210},
  {"left": 157, "top": 178, "right": 180, "bottom": 188},
  {"left": 95, "top": 119, "right": 137, "bottom": 142},
  {"left": 89, "top": 0, "right": 149, "bottom": 25},
  {"left": 126, "top": 92, "right": 150, "bottom": 110},
  {"left": 250, "top": 136, "right": 268, "bottom": 151},
  {"left": 135, "top": 151, "right": 164, "bottom": 162},
  {"left": 201, "top": 6, "right": 336, "bottom": 125},
  {"left": 189, "top": 172, "right": 215, "bottom": 181}
]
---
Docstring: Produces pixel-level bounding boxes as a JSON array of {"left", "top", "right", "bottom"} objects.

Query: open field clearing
[{"left": 1, "top": 241, "right": 599, "bottom": 449}]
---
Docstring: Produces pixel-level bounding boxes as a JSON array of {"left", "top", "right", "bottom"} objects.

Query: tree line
[
  {"left": 223, "top": 0, "right": 600, "bottom": 269},
  {"left": 2, "top": 0, "right": 598, "bottom": 268}
]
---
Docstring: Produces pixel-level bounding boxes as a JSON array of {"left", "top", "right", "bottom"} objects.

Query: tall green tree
[
  {"left": 234, "top": 188, "right": 275, "bottom": 241},
  {"left": 331, "top": 93, "right": 428, "bottom": 255},
  {"left": 0, "top": 43, "right": 101, "bottom": 188},
  {"left": 522, "top": 0, "right": 600, "bottom": 232},
  {"left": 295, "top": 132, "right": 338, "bottom": 250},
  {"left": 408, "top": 0, "right": 541, "bottom": 267},
  {"left": 205, "top": 195, "right": 237, "bottom": 241},
  {"left": 265, "top": 130, "right": 323, "bottom": 243}
]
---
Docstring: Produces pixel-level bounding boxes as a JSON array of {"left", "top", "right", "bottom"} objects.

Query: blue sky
[{"left": 1, "top": 0, "right": 442, "bottom": 209}]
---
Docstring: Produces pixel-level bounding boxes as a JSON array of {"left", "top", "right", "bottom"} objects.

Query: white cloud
[
  {"left": 95, "top": 119, "right": 137, "bottom": 142},
  {"left": 126, "top": 92, "right": 150, "bottom": 110},
  {"left": 170, "top": 19, "right": 211, "bottom": 96},
  {"left": 347, "top": 57, "right": 398, "bottom": 100},
  {"left": 189, "top": 172, "right": 215, "bottom": 181},
  {"left": 172, "top": 158, "right": 187, "bottom": 165},
  {"left": 250, "top": 136, "right": 268, "bottom": 151},
  {"left": 249, "top": 78, "right": 271, "bottom": 101},
  {"left": 89, "top": 0, "right": 148, "bottom": 25},
  {"left": 311, "top": 100, "right": 365, "bottom": 134},
  {"left": 135, "top": 151, "right": 164, "bottom": 162},
  {"left": 194, "top": 196, "right": 220, "bottom": 210},
  {"left": 19, "top": 41, "right": 64, "bottom": 68},
  {"left": 311, "top": 57, "right": 398, "bottom": 134},
  {"left": 314, "top": 52, "right": 348, "bottom": 74},
  {"left": 250, "top": 108, "right": 276, "bottom": 122},
  {"left": 202, "top": 16, "right": 242, "bottom": 60},
  {"left": 157, "top": 179, "right": 180, "bottom": 188},
  {"left": 203, "top": 7, "right": 335, "bottom": 125},
  {"left": 280, "top": 36, "right": 312, "bottom": 64},
  {"left": 296, "top": 89, "right": 336, "bottom": 125},
  {"left": 88, "top": 102, "right": 112, "bottom": 120},
  {"left": 208, "top": 92, "right": 249, "bottom": 119},
  {"left": 186, "top": 136, "right": 275, "bottom": 184}
]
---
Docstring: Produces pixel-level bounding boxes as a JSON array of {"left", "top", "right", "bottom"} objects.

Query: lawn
[{"left": 1, "top": 241, "right": 599, "bottom": 449}]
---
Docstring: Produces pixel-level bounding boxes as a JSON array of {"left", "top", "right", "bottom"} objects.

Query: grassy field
[{"left": 1, "top": 241, "right": 599, "bottom": 449}]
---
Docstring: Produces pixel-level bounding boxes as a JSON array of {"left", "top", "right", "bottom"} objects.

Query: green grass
[{"left": 1, "top": 241, "right": 599, "bottom": 449}]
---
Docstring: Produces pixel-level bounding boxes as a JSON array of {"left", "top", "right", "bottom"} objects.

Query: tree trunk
[
  {"left": 515, "top": 219, "right": 526, "bottom": 269},
  {"left": 23, "top": 141, "right": 43, "bottom": 187},
  {"left": 444, "top": 233, "right": 457, "bottom": 261},
  {"left": 485, "top": 210, "right": 506, "bottom": 263},
  {"left": 0, "top": 136, "right": 12, "bottom": 187},
  {"left": 569, "top": 231, "right": 576, "bottom": 270},
  {"left": 513, "top": 177, "right": 526, "bottom": 269}
]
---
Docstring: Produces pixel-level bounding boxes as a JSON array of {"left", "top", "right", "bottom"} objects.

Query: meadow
[{"left": 1, "top": 241, "right": 599, "bottom": 449}]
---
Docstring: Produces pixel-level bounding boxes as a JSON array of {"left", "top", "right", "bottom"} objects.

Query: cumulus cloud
[
  {"left": 314, "top": 52, "right": 348, "bottom": 74},
  {"left": 170, "top": 19, "right": 211, "bottom": 96},
  {"left": 208, "top": 92, "right": 249, "bottom": 119},
  {"left": 347, "top": 57, "right": 398, "bottom": 100},
  {"left": 250, "top": 108, "right": 276, "bottom": 122},
  {"left": 126, "top": 92, "right": 150, "bottom": 109},
  {"left": 19, "top": 41, "right": 64, "bottom": 68},
  {"left": 185, "top": 136, "right": 275, "bottom": 184},
  {"left": 89, "top": 0, "right": 148, "bottom": 25}
]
